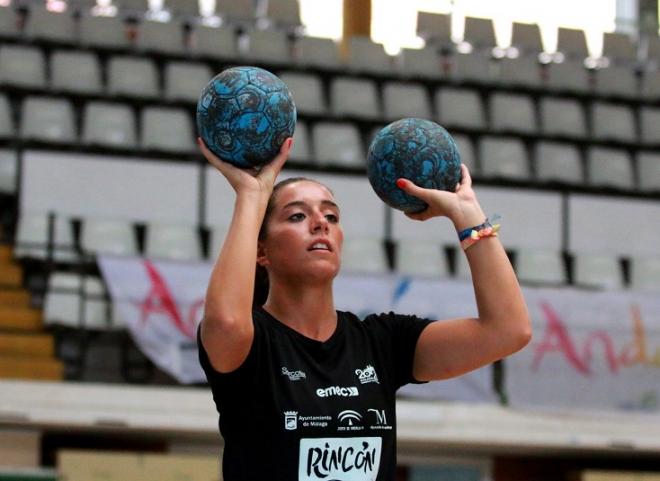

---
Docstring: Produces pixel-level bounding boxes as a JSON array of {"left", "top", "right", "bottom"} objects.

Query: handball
[
  {"left": 196, "top": 66, "right": 296, "bottom": 168},
  {"left": 367, "top": 118, "right": 462, "bottom": 213}
]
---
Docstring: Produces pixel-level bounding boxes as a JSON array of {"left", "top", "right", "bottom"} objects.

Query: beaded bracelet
[{"left": 458, "top": 217, "right": 501, "bottom": 251}]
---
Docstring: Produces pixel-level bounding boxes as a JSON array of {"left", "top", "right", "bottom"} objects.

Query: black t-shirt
[{"left": 198, "top": 307, "right": 433, "bottom": 481}]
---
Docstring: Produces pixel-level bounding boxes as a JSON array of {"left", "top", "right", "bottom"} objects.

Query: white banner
[{"left": 98, "top": 256, "right": 494, "bottom": 401}]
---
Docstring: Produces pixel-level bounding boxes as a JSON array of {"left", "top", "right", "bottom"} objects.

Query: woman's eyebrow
[{"left": 282, "top": 200, "right": 340, "bottom": 211}]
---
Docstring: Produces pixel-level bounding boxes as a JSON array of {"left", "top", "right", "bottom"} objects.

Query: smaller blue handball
[
  {"left": 367, "top": 118, "right": 462, "bottom": 213},
  {"left": 196, "top": 66, "right": 296, "bottom": 169}
]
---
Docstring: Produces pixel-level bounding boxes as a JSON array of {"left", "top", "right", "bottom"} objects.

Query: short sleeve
[{"left": 362, "top": 311, "right": 434, "bottom": 389}]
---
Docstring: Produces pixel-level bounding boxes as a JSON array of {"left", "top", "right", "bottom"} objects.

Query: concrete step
[
  {"left": 0, "top": 305, "right": 43, "bottom": 331},
  {"left": 0, "top": 332, "right": 55, "bottom": 357},
  {"left": 0, "top": 289, "right": 31, "bottom": 307},
  {"left": 0, "top": 355, "right": 64, "bottom": 381},
  {"left": 0, "top": 264, "right": 22, "bottom": 287},
  {"left": 0, "top": 244, "right": 12, "bottom": 263}
]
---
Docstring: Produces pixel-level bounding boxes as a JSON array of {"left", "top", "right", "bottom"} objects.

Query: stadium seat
[
  {"left": 640, "top": 68, "right": 660, "bottom": 100},
  {"left": 79, "top": 15, "right": 130, "bottom": 49},
  {"left": 463, "top": 16, "right": 497, "bottom": 51},
  {"left": 630, "top": 257, "right": 660, "bottom": 291},
  {"left": 449, "top": 52, "right": 494, "bottom": 84},
  {"left": 277, "top": 72, "right": 326, "bottom": 115},
  {"left": 244, "top": 29, "right": 291, "bottom": 65},
  {"left": 24, "top": 8, "right": 76, "bottom": 44},
  {"left": 215, "top": 0, "right": 256, "bottom": 25},
  {"left": 207, "top": 225, "right": 227, "bottom": 256},
  {"left": 591, "top": 102, "right": 636, "bottom": 143},
  {"left": 140, "top": 106, "right": 196, "bottom": 154},
  {"left": 399, "top": 47, "right": 443, "bottom": 79},
  {"left": 637, "top": 151, "right": 660, "bottom": 192},
  {"left": 510, "top": 22, "right": 543, "bottom": 56},
  {"left": 602, "top": 31, "right": 637, "bottom": 64},
  {"left": 0, "top": 149, "right": 16, "bottom": 194},
  {"left": 0, "top": 45, "right": 47, "bottom": 89},
  {"left": 586, "top": 147, "right": 634, "bottom": 190},
  {"left": 20, "top": 96, "right": 76, "bottom": 145},
  {"left": 107, "top": 56, "right": 160, "bottom": 99},
  {"left": 82, "top": 101, "right": 137, "bottom": 148},
  {"left": 114, "top": 0, "right": 150, "bottom": 15},
  {"left": 451, "top": 134, "right": 477, "bottom": 174},
  {"left": 539, "top": 97, "right": 587, "bottom": 139},
  {"left": 348, "top": 36, "right": 393, "bottom": 74},
  {"left": 395, "top": 240, "right": 449, "bottom": 277},
  {"left": 164, "top": 61, "right": 213, "bottom": 103},
  {"left": 382, "top": 81, "right": 431, "bottom": 120},
  {"left": 265, "top": 0, "right": 302, "bottom": 29},
  {"left": 639, "top": 107, "right": 660, "bottom": 144},
  {"left": 312, "top": 122, "right": 364, "bottom": 168},
  {"left": 556, "top": 26, "right": 590, "bottom": 60},
  {"left": 489, "top": 92, "right": 537, "bottom": 134},
  {"left": 14, "top": 212, "right": 76, "bottom": 261},
  {"left": 593, "top": 65, "right": 638, "bottom": 98},
  {"left": 454, "top": 250, "right": 471, "bottom": 280},
  {"left": 0, "top": 6, "right": 19, "bottom": 39},
  {"left": 136, "top": 19, "right": 186, "bottom": 55},
  {"left": 80, "top": 218, "right": 138, "bottom": 256},
  {"left": 649, "top": 35, "right": 660, "bottom": 64},
  {"left": 44, "top": 273, "right": 112, "bottom": 330},
  {"left": 288, "top": 121, "right": 310, "bottom": 162},
  {"left": 50, "top": 50, "right": 103, "bottom": 95},
  {"left": 144, "top": 223, "right": 201, "bottom": 261},
  {"left": 189, "top": 24, "right": 237, "bottom": 59},
  {"left": 435, "top": 87, "right": 486, "bottom": 130},
  {"left": 416, "top": 11, "right": 452, "bottom": 50},
  {"left": 496, "top": 56, "right": 542, "bottom": 88},
  {"left": 515, "top": 249, "right": 566, "bottom": 285},
  {"left": 572, "top": 253, "right": 623, "bottom": 289},
  {"left": 545, "top": 60, "right": 590, "bottom": 93},
  {"left": 165, "top": 0, "right": 200, "bottom": 18},
  {"left": 0, "top": 94, "right": 14, "bottom": 139},
  {"left": 341, "top": 238, "right": 388, "bottom": 275},
  {"left": 478, "top": 136, "right": 530, "bottom": 180},
  {"left": 534, "top": 141, "right": 584, "bottom": 185},
  {"left": 295, "top": 36, "right": 341, "bottom": 69},
  {"left": 330, "top": 77, "right": 381, "bottom": 119}
]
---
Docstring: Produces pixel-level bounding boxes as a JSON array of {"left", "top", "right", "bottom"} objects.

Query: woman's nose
[{"left": 311, "top": 213, "right": 329, "bottom": 232}]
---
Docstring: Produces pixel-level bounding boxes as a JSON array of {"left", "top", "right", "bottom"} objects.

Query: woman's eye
[
  {"left": 289, "top": 213, "right": 305, "bottom": 221},
  {"left": 326, "top": 214, "right": 339, "bottom": 223}
]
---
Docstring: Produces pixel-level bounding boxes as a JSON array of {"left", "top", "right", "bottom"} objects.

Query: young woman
[{"left": 197, "top": 137, "right": 531, "bottom": 481}]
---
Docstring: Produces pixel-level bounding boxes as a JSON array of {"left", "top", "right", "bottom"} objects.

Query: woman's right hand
[{"left": 197, "top": 137, "right": 293, "bottom": 197}]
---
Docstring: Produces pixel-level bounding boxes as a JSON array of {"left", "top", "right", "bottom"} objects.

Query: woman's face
[{"left": 258, "top": 181, "right": 343, "bottom": 284}]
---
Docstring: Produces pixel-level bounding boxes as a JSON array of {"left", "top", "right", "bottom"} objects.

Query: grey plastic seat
[
  {"left": 20, "top": 96, "right": 76, "bottom": 144},
  {"left": 82, "top": 101, "right": 137, "bottom": 148},
  {"left": 140, "top": 106, "right": 195, "bottom": 153},
  {"left": 534, "top": 141, "right": 583, "bottom": 185},
  {"left": 451, "top": 134, "right": 476, "bottom": 174},
  {"left": 348, "top": 36, "right": 393, "bottom": 74},
  {"left": 586, "top": 147, "right": 634, "bottom": 190},
  {"left": 640, "top": 69, "right": 660, "bottom": 100},
  {"left": 165, "top": 0, "right": 200, "bottom": 17},
  {"left": 341, "top": 238, "right": 388, "bottom": 275},
  {"left": 312, "top": 122, "right": 364, "bottom": 168},
  {"left": 24, "top": 8, "right": 76, "bottom": 44},
  {"left": 288, "top": 121, "right": 310, "bottom": 162},
  {"left": 489, "top": 92, "right": 537, "bottom": 134},
  {"left": 435, "top": 87, "right": 485, "bottom": 129},
  {"left": 515, "top": 249, "right": 566, "bottom": 286},
  {"left": 0, "top": 6, "right": 19, "bottom": 39},
  {"left": 630, "top": 257, "right": 660, "bottom": 291},
  {"left": 594, "top": 65, "right": 638, "bottom": 98},
  {"left": 50, "top": 50, "right": 103, "bottom": 95},
  {"left": 573, "top": 253, "right": 623, "bottom": 289},
  {"left": 295, "top": 36, "right": 341, "bottom": 69},
  {"left": 400, "top": 47, "right": 443, "bottom": 79},
  {"left": 114, "top": 0, "right": 150, "bottom": 15},
  {"left": 80, "top": 218, "right": 138, "bottom": 256},
  {"left": 136, "top": 19, "right": 185, "bottom": 55},
  {"left": 545, "top": 60, "right": 590, "bottom": 93},
  {"left": 396, "top": 240, "right": 449, "bottom": 277},
  {"left": 557, "top": 26, "right": 589, "bottom": 59},
  {"left": 449, "top": 52, "right": 494, "bottom": 84},
  {"left": 144, "top": 223, "right": 201, "bottom": 261},
  {"left": 265, "top": 0, "right": 301, "bottom": 28},
  {"left": 0, "top": 149, "right": 16, "bottom": 194},
  {"left": 382, "top": 81, "right": 431, "bottom": 120},
  {"left": 79, "top": 15, "right": 130, "bottom": 49},
  {"left": 215, "top": 0, "right": 255, "bottom": 24},
  {"left": 189, "top": 24, "right": 237, "bottom": 59},
  {"left": 107, "top": 56, "right": 159, "bottom": 99},
  {"left": 637, "top": 151, "right": 660, "bottom": 192},
  {"left": 639, "top": 107, "right": 660, "bottom": 144},
  {"left": 539, "top": 97, "right": 587, "bottom": 139},
  {"left": 478, "top": 136, "right": 530, "bottom": 180},
  {"left": 510, "top": 22, "right": 543, "bottom": 56},
  {"left": 463, "top": 16, "right": 496, "bottom": 51},
  {"left": 277, "top": 72, "right": 325, "bottom": 115},
  {"left": 602, "top": 31, "right": 637, "bottom": 64},
  {"left": 244, "top": 29, "right": 291, "bottom": 65},
  {"left": 0, "top": 94, "right": 14, "bottom": 139},
  {"left": 44, "top": 273, "right": 112, "bottom": 330},
  {"left": 330, "top": 77, "right": 380, "bottom": 119},
  {"left": 591, "top": 102, "right": 636, "bottom": 143},
  {"left": 14, "top": 212, "right": 76, "bottom": 261},
  {"left": 497, "top": 56, "right": 542, "bottom": 88},
  {"left": 416, "top": 11, "right": 452, "bottom": 49},
  {"left": 0, "top": 45, "right": 47, "bottom": 89},
  {"left": 164, "top": 61, "right": 212, "bottom": 103}
]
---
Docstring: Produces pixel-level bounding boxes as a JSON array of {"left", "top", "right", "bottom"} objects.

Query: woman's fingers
[{"left": 260, "top": 137, "right": 292, "bottom": 181}]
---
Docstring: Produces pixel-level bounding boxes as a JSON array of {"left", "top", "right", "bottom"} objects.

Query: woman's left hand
[{"left": 396, "top": 164, "right": 486, "bottom": 231}]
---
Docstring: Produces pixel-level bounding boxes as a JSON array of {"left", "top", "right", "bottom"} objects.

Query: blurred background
[{"left": 0, "top": 0, "right": 659, "bottom": 480}]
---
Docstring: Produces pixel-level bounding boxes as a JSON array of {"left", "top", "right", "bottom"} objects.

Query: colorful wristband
[{"left": 458, "top": 217, "right": 500, "bottom": 251}]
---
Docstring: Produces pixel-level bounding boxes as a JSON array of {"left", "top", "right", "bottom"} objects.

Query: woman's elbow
[{"left": 512, "top": 316, "right": 533, "bottom": 352}]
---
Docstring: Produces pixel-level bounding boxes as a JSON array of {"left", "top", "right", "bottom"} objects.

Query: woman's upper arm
[{"left": 200, "top": 315, "right": 255, "bottom": 374}]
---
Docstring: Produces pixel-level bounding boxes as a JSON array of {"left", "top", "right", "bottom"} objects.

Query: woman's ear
[{"left": 256, "top": 241, "right": 269, "bottom": 267}]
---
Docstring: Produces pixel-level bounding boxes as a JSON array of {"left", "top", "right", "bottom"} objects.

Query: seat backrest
[
  {"left": 144, "top": 223, "right": 201, "bottom": 261},
  {"left": 340, "top": 238, "right": 389, "bottom": 275},
  {"left": 189, "top": 24, "right": 237, "bottom": 59},
  {"left": 539, "top": 97, "right": 587, "bottom": 138},
  {"left": 497, "top": 56, "right": 542, "bottom": 88},
  {"left": 591, "top": 102, "right": 636, "bottom": 143},
  {"left": 0, "top": 6, "right": 20, "bottom": 39},
  {"left": 573, "top": 253, "right": 623, "bottom": 289},
  {"left": 164, "top": 61, "right": 213, "bottom": 102},
  {"left": 20, "top": 96, "right": 76, "bottom": 144},
  {"left": 82, "top": 101, "right": 137, "bottom": 148},
  {"left": 630, "top": 257, "right": 660, "bottom": 291},
  {"left": 639, "top": 106, "right": 660, "bottom": 144},
  {"left": 140, "top": 106, "right": 195, "bottom": 153},
  {"left": 0, "top": 149, "right": 17, "bottom": 194},
  {"left": 24, "top": 8, "right": 76, "bottom": 44},
  {"left": 79, "top": 15, "right": 130, "bottom": 49},
  {"left": 80, "top": 218, "right": 138, "bottom": 256},
  {"left": 449, "top": 52, "right": 494, "bottom": 84},
  {"left": 602, "top": 31, "right": 637, "bottom": 63},
  {"left": 489, "top": 92, "right": 537, "bottom": 134},
  {"left": 515, "top": 249, "right": 566, "bottom": 286},
  {"left": 136, "top": 19, "right": 185, "bottom": 55},
  {"left": 107, "top": 56, "right": 160, "bottom": 99},
  {"left": 510, "top": 22, "right": 543, "bottom": 55},
  {"left": 50, "top": 50, "right": 103, "bottom": 94},
  {"left": 44, "top": 272, "right": 83, "bottom": 328},
  {"left": 288, "top": 120, "right": 310, "bottom": 162},
  {"left": 265, "top": 0, "right": 301, "bottom": 28},
  {"left": 400, "top": 47, "right": 443, "bottom": 79},
  {"left": 277, "top": 72, "right": 326, "bottom": 114},
  {"left": 545, "top": 60, "right": 590, "bottom": 93},
  {"left": 641, "top": 69, "right": 660, "bottom": 100},
  {"left": 14, "top": 212, "right": 76, "bottom": 261},
  {"left": 451, "top": 134, "right": 476, "bottom": 174},
  {"left": 0, "top": 93, "right": 14, "bottom": 139},
  {"left": 395, "top": 240, "right": 449, "bottom": 277},
  {"left": 637, "top": 151, "right": 660, "bottom": 192},
  {"left": 534, "top": 141, "right": 583, "bottom": 185},
  {"left": 586, "top": 147, "right": 634, "bottom": 190},
  {"left": 463, "top": 16, "right": 496, "bottom": 50},
  {"left": 348, "top": 36, "right": 393, "bottom": 74},
  {"left": 557, "top": 27, "right": 589, "bottom": 59},
  {"left": 0, "top": 45, "right": 47, "bottom": 89},
  {"left": 416, "top": 11, "right": 452, "bottom": 46},
  {"left": 382, "top": 81, "right": 431, "bottom": 121},
  {"left": 330, "top": 76, "right": 381, "bottom": 119},
  {"left": 245, "top": 29, "right": 291, "bottom": 64},
  {"left": 295, "top": 36, "right": 341, "bottom": 68},
  {"left": 165, "top": 0, "right": 200, "bottom": 17},
  {"left": 478, "top": 136, "right": 530, "bottom": 180},
  {"left": 215, "top": 0, "right": 256, "bottom": 24},
  {"left": 594, "top": 65, "right": 638, "bottom": 98},
  {"left": 435, "top": 87, "right": 485, "bottom": 129},
  {"left": 312, "top": 122, "right": 364, "bottom": 168}
]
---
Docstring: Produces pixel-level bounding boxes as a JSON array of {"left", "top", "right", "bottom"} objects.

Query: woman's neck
[{"left": 262, "top": 281, "right": 337, "bottom": 342}]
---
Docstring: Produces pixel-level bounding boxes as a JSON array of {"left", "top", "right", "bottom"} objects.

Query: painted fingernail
[{"left": 396, "top": 179, "right": 406, "bottom": 189}]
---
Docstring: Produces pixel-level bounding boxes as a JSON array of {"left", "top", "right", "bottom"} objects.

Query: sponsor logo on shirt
[
  {"left": 284, "top": 411, "right": 298, "bottom": 430},
  {"left": 299, "top": 437, "right": 382, "bottom": 481},
  {"left": 367, "top": 409, "right": 392, "bottom": 430},
  {"left": 284, "top": 411, "right": 332, "bottom": 430},
  {"left": 316, "top": 385, "right": 359, "bottom": 398},
  {"left": 355, "top": 364, "right": 379, "bottom": 385},
  {"left": 282, "top": 366, "right": 307, "bottom": 381},
  {"left": 337, "top": 410, "right": 364, "bottom": 432}
]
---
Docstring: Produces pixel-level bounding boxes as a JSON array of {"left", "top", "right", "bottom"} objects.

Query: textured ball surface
[
  {"left": 367, "top": 118, "right": 462, "bottom": 213},
  {"left": 196, "top": 66, "right": 296, "bottom": 168}
]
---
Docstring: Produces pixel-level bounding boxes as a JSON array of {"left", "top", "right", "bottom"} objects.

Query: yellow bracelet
[{"left": 459, "top": 220, "right": 500, "bottom": 251}]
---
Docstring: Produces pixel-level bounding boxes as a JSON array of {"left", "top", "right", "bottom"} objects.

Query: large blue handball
[
  {"left": 196, "top": 66, "right": 297, "bottom": 168},
  {"left": 367, "top": 118, "right": 462, "bottom": 213}
]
